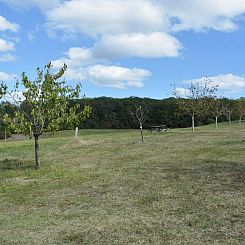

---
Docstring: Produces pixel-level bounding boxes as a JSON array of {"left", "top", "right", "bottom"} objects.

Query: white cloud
[
  {"left": 51, "top": 45, "right": 152, "bottom": 89},
  {"left": 52, "top": 51, "right": 151, "bottom": 88},
  {"left": 45, "top": 0, "right": 245, "bottom": 36},
  {"left": 87, "top": 65, "right": 151, "bottom": 89},
  {"left": 3, "top": 0, "right": 245, "bottom": 35},
  {"left": 0, "top": 53, "right": 16, "bottom": 62},
  {"left": 164, "top": 0, "right": 245, "bottom": 32},
  {"left": 174, "top": 87, "right": 191, "bottom": 98},
  {"left": 52, "top": 47, "right": 105, "bottom": 69},
  {"left": 52, "top": 32, "right": 181, "bottom": 68},
  {"left": 94, "top": 32, "right": 182, "bottom": 58},
  {"left": 0, "top": 15, "right": 18, "bottom": 62},
  {"left": 211, "top": 74, "right": 245, "bottom": 93},
  {"left": 46, "top": 0, "right": 167, "bottom": 37},
  {"left": 0, "top": 71, "right": 16, "bottom": 81},
  {"left": 0, "top": 15, "right": 19, "bottom": 32},
  {"left": 63, "top": 67, "right": 87, "bottom": 81},
  {"left": 44, "top": 0, "right": 245, "bottom": 65},
  {"left": 185, "top": 74, "right": 245, "bottom": 95},
  {"left": 0, "top": 38, "right": 15, "bottom": 52},
  {"left": 4, "top": 91, "right": 25, "bottom": 103}
]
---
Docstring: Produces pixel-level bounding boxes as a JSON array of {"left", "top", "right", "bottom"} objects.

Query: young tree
[
  {"left": 132, "top": 106, "right": 148, "bottom": 142},
  {"left": 224, "top": 105, "right": 233, "bottom": 128},
  {"left": 235, "top": 98, "right": 245, "bottom": 126},
  {"left": 173, "top": 78, "right": 218, "bottom": 132},
  {"left": 209, "top": 98, "right": 229, "bottom": 129},
  {"left": 0, "top": 62, "right": 91, "bottom": 169}
]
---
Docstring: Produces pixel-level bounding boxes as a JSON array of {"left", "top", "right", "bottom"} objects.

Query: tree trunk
[
  {"left": 229, "top": 117, "right": 231, "bottom": 128},
  {"left": 4, "top": 126, "right": 6, "bottom": 142},
  {"left": 34, "top": 136, "right": 40, "bottom": 169},
  {"left": 192, "top": 115, "right": 195, "bottom": 132},
  {"left": 215, "top": 116, "right": 218, "bottom": 129},
  {"left": 239, "top": 116, "right": 242, "bottom": 126},
  {"left": 140, "top": 125, "right": 144, "bottom": 143}
]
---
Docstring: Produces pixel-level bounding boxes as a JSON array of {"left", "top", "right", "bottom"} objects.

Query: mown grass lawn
[{"left": 0, "top": 123, "right": 244, "bottom": 244}]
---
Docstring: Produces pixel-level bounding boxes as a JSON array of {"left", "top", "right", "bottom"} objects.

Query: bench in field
[{"left": 149, "top": 125, "right": 168, "bottom": 132}]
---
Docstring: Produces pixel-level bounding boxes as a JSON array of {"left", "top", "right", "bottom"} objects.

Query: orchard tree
[
  {"left": 225, "top": 106, "right": 233, "bottom": 128},
  {"left": 173, "top": 78, "right": 218, "bottom": 132},
  {"left": 235, "top": 98, "right": 245, "bottom": 126},
  {"left": 0, "top": 62, "right": 91, "bottom": 169},
  {"left": 209, "top": 98, "right": 229, "bottom": 129},
  {"left": 132, "top": 106, "right": 148, "bottom": 143}
]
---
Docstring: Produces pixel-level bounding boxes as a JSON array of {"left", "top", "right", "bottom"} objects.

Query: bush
[{"left": 205, "top": 118, "right": 216, "bottom": 125}]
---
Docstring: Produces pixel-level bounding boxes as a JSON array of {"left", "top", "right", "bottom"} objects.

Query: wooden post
[
  {"left": 192, "top": 115, "right": 195, "bottom": 132},
  {"left": 75, "top": 127, "right": 78, "bottom": 141},
  {"left": 229, "top": 116, "right": 231, "bottom": 128},
  {"left": 140, "top": 125, "right": 144, "bottom": 143},
  {"left": 4, "top": 126, "right": 6, "bottom": 142}
]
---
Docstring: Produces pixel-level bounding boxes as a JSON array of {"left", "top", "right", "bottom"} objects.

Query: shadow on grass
[
  {"left": 169, "top": 160, "right": 245, "bottom": 192},
  {"left": 0, "top": 158, "right": 35, "bottom": 171}
]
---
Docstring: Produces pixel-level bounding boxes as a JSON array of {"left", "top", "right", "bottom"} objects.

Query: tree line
[
  {"left": 1, "top": 95, "right": 245, "bottom": 135},
  {"left": 75, "top": 96, "right": 244, "bottom": 130},
  {"left": 1, "top": 62, "right": 245, "bottom": 168}
]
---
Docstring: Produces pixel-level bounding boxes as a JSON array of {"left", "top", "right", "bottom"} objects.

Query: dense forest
[
  {"left": 76, "top": 96, "right": 239, "bottom": 129},
  {"left": 0, "top": 96, "right": 243, "bottom": 139}
]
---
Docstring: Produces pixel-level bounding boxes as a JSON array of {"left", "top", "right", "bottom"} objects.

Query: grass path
[{"left": 0, "top": 124, "right": 244, "bottom": 244}]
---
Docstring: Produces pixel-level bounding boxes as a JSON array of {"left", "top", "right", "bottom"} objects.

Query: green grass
[{"left": 0, "top": 123, "right": 244, "bottom": 244}]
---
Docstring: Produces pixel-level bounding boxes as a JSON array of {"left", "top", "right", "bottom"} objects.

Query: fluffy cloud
[
  {"left": 52, "top": 47, "right": 105, "bottom": 69},
  {"left": 3, "top": 0, "right": 245, "bottom": 35},
  {"left": 164, "top": 0, "right": 245, "bottom": 32},
  {"left": 87, "top": 65, "right": 151, "bottom": 89},
  {"left": 46, "top": 0, "right": 167, "bottom": 36},
  {"left": 174, "top": 87, "right": 191, "bottom": 98},
  {"left": 0, "top": 38, "right": 15, "bottom": 52},
  {"left": 94, "top": 32, "right": 181, "bottom": 58},
  {"left": 52, "top": 32, "right": 181, "bottom": 69},
  {"left": 0, "top": 71, "right": 16, "bottom": 81},
  {"left": 3, "top": 0, "right": 245, "bottom": 65},
  {"left": 44, "top": 0, "right": 245, "bottom": 62},
  {"left": 46, "top": 0, "right": 245, "bottom": 35},
  {"left": 184, "top": 74, "right": 245, "bottom": 94},
  {"left": 52, "top": 50, "right": 151, "bottom": 89},
  {"left": 51, "top": 45, "right": 152, "bottom": 89},
  {"left": 0, "top": 15, "right": 19, "bottom": 62},
  {"left": 0, "top": 15, "right": 19, "bottom": 32},
  {"left": 210, "top": 74, "right": 245, "bottom": 93}
]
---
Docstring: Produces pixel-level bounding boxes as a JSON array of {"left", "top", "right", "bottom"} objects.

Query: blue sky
[{"left": 0, "top": 0, "right": 245, "bottom": 99}]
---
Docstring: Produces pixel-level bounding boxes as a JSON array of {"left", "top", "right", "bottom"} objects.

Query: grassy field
[{"left": 0, "top": 123, "right": 244, "bottom": 244}]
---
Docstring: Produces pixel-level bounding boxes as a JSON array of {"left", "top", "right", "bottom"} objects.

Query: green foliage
[
  {"left": 173, "top": 78, "right": 218, "bottom": 118},
  {"left": 0, "top": 62, "right": 91, "bottom": 168},
  {"left": 0, "top": 62, "right": 91, "bottom": 138},
  {"left": 235, "top": 97, "right": 245, "bottom": 118}
]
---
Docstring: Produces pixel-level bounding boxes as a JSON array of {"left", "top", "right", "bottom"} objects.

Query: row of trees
[
  {"left": 1, "top": 93, "right": 244, "bottom": 134},
  {"left": 172, "top": 78, "right": 245, "bottom": 131},
  {"left": 75, "top": 96, "right": 244, "bottom": 131},
  {"left": 0, "top": 62, "right": 245, "bottom": 168}
]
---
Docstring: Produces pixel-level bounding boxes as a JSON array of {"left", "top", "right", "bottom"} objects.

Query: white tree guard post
[{"left": 75, "top": 127, "right": 79, "bottom": 141}]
